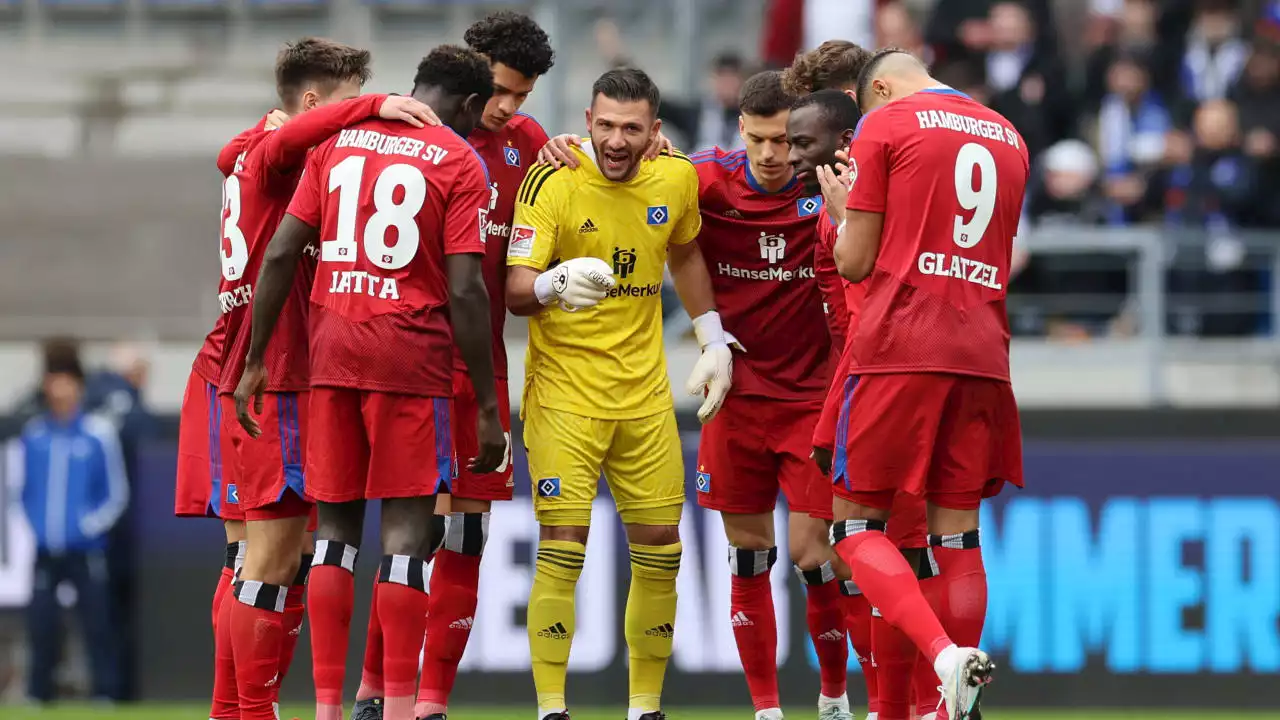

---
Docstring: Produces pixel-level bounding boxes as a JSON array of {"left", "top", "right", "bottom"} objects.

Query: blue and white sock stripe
[
  {"left": 378, "top": 554, "right": 429, "bottom": 592},
  {"left": 312, "top": 540, "right": 358, "bottom": 573},
  {"left": 839, "top": 580, "right": 861, "bottom": 596},
  {"left": 728, "top": 545, "right": 776, "bottom": 578},
  {"left": 433, "top": 398, "right": 452, "bottom": 493},
  {"left": 832, "top": 375, "right": 859, "bottom": 489},
  {"left": 921, "top": 546, "right": 941, "bottom": 579},
  {"left": 928, "top": 529, "right": 981, "bottom": 549},
  {"left": 443, "top": 512, "right": 489, "bottom": 556},
  {"left": 794, "top": 560, "right": 838, "bottom": 586}
]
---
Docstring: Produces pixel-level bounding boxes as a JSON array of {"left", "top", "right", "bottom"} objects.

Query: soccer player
[
  {"left": 678, "top": 71, "right": 852, "bottom": 720},
  {"left": 823, "top": 49, "right": 1028, "bottom": 720},
  {"left": 507, "top": 67, "right": 731, "bottom": 720},
  {"left": 347, "top": 14, "right": 556, "bottom": 720},
  {"left": 212, "top": 38, "right": 441, "bottom": 720},
  {"left": 234, "top": 45, "right": 505, "bottom": 720}
]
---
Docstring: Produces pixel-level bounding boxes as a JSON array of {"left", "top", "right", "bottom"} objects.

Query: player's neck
[
  {"left": 411, "top": 87, "right": 461, "bottom": 133},
  {"left": 747, "top": 162, "right": 793, "bottom": 194}
]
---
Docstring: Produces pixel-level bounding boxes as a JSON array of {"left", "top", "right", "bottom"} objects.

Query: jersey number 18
[{"left": 324, "top": 156, "right": 428, "bottom": 271}]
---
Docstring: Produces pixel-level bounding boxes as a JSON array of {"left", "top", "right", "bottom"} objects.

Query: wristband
[
  {"left": 691, "top": 310, "right": 726, "bottom": 349},
  {"left": 533, "top": 270, "right": 558, "bottom": 306}
]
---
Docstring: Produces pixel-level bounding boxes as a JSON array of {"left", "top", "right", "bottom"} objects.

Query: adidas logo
[
  {"left": 730, "top": 611, "right": 753, "bottom": 627},
  {"left": 723, "top": 209, "right": 744, "bottom": 219},
  {"left": 537, "top": 621, "right": 569, "bottom": 640},
  {"left": 449, "top": 616, "right": 474, "bottom": 630},
  {"left": 578, "top": 218, "right": 599, "bottom": 233},
  {"left": 817, "top": 629, "right": 844, "bottom": 642},
  {"left": 645, "top": 623, "right": 674, "bottom": 638}
]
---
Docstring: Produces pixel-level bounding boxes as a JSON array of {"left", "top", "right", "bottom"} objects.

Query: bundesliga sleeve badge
[{"left": 508, "top": 225, "right": 536, "bottom": 259}]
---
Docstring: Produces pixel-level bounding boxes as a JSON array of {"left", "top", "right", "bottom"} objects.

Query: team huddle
[{"left": 173, "top": 11, "right": 1028, "bottom": 720}]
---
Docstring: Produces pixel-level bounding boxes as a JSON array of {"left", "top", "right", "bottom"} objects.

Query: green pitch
[{"left": 7, "top": 707, "right": 1280, "bottom": 720}]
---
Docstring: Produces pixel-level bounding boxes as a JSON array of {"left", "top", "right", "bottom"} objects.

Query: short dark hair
[
  {"left": 42, "top": 337, "right": 84, "bottom": 381},
  {"left": 464, "top": 11, "right": 555, "bottom": 79},
  {"left": 591, "top": 67, "right": 661, "bottom": 114},
  {"left": 855, "top": 47, "right": 910, "bottom": 111},
  {"left": 739, "top": 70, "right": 795, "bottom": 116},
  {"left": 782, "top": 40, "right": 872, "bottom": 95},
  {"left": 791, "top": 89, "right": 862, "bottom": 132},
  {"left": 413, "top": 45, "right": 495, "bottom": 103},
  {"left": 275, "top": 37, "right": 373, "bottom": 108}
]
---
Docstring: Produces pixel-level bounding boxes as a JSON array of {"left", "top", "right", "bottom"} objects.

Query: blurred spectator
[
  {"left": 1084, "top": 0, "right": 1162, "bottom": 112},
  {"left": 1231, "top": 44, "right": 1280, "bottom": 226},
  {"left": 660, "top": 52, "right": 749, "bottom": 152},
  {"left": 876, "top": 2, "right": 931, "bottom": 62},
  {"left": 934, "top": 59, "right": 993, "bottom": 105},
  {"left": 760, "top": 0, "right": 880, "bottom": 69},
  {"left": 1174, "top": 0, "right": 1249, "bottom": 120},
  {"left": 984, "top": 0, "right": 1073, "bottom": 157},
  {"left": 924, "top": 0, "right": 1057, "bottom": 68},
  {"left": 1165, "top": 99, "right": 1267, "bottom": 335},
  {"left": 11, "top": 347, "right": 127, "bottom": 704},
  {"left": 1015, "top": 140, "right": 1132, "bottom": 338},
  {"left": 1094, "top": 49, "right": 1171, "bottom": 224}
]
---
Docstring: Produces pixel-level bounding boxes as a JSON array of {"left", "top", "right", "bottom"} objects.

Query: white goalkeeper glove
[
  {"left": 685, "top": 310, "right": 736, "bottom": 424},
  {"left": 533, "top": 256, "right": 617, "bottom": 311}
]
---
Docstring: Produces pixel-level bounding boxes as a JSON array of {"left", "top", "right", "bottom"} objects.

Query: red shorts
[
  {"left": 219, "top": 393, "right": 314, "bottom": 520},
  {"left": 832, "top": 373, "right": 1023, "bottom": 512},
  {"left": 697, "top": 395, "right": 832, "bottom": 519},
  {"left": 174, "top": 371, "right": 243, "bottom": 521},
  {"left": 450, "top": 373, "right": 512, "bottom": 501},
  {"left": 308, "top": 387, "right": 453, "bottom": 503}
]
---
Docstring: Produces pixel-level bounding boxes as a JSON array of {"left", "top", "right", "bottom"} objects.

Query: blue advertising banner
[{"left": 6, "top": 420, "right": 1276, "bottom": 706}]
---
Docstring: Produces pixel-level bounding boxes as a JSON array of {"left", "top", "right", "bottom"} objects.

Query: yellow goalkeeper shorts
[{"left": 523, "top": 404, "right": 685, "bottom": 527}]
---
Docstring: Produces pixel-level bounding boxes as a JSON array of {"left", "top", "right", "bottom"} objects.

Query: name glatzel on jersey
[
  {"left": 335, "top": 128, "right": 451, "bottom": 164},
  {"left": 918, "top": 252, "right": 1002, "bottom": 290},
  {"left": 914, "top": 110, "right": 1020, "bottom": 149}
]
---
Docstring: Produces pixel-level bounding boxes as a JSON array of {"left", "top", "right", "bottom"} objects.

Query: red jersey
[
  {"left": 813, "top": 207, "right": 851, "bottom": 359},
  {"left": 458, "top": 112, "right": 550, "bottom": 380},
  {"left": 289, "top": 119, "right": 490, "bottom": 397},
  {"left": 845, "top": 89, "right": 1028, "bottom": 381},
  {"left": 191, "top": 115, "right": 270, "bottom": 385},
  {"left": 691, "top": 147, "right": 831, "bottom": 401},
  {"left": 216, "top": 95, "right": 390, "bottom": 395}
]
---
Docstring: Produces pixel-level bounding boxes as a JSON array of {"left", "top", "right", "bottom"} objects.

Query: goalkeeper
[{"left": 506, "top": 67, "right": 731, "bottom": 720}]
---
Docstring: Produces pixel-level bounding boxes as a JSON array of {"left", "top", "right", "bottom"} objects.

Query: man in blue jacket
[{"left": 13, "top": 350, "right": 128, "bottom": 703}]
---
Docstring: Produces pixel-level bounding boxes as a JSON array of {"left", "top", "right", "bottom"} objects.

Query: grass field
[{"left": 8, "top": 708, "right": 1280, "bottom": 720}]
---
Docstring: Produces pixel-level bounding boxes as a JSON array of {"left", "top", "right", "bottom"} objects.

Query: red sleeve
[
  {"left": 285, "top": 149, "right": 326, "bottom": 228},
  {"left": 257, "top": 94, "right": 386, "bottom": 179},
  {"left": 813, "top": 339, "right": 854, "bottom": 451},
  {"left": 217, "top": 117, "right": 266, "bottom": 177},
  {"left": 443, "top": 146, "right": 490, "bottom": 256},
  {"left": 846, "top": 113, "right": 892, "bottom": 214},
  {"left": 815, "top": 215, "right": 850, "bottom": 351}
]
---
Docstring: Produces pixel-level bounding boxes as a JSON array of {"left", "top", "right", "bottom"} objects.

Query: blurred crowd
[{"left": 647, "top": 0, "right": 1280, "bottom": 338}]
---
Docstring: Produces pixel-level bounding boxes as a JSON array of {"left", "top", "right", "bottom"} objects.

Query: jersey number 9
[
  {"left": 324, "top": 156, "right": 427, "bottom": 271},
  {"left": 952, "top": 142, "right": 997, "bottom": 250}
]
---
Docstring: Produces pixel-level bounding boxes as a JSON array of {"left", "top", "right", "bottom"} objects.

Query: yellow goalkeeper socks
[
  {"left": 625, "top": 542, "right": 682, "bottom": 714},
  {"left": 528, "top": 539, "right": 586, "bottom": 715}
]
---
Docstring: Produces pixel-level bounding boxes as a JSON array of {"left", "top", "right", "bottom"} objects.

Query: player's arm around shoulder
[{"left": 505, "top": 164, "right": 615, "bottom": 316}]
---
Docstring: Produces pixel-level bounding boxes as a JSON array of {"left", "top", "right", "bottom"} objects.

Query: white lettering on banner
[
  {"left": 717, "top": 263, "right": 816, "bottom": 282},
  {"left": 917, "top": 252, "right": 1003, "bottom": 290},
  {"left": 452, "top": 499, "right": 788, "bottom": 673}
]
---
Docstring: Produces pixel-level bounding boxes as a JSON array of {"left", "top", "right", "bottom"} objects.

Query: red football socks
[
  {"left": 913, "top": 650, "right": 942, "bottom": 717},
  {"left": 278, "top": 584, "right": 306, "bottom": 685},
  {"left": 309, "top": 561, "right": 356, "bottom": 717},
  {"left": 377, "top": 563, "right": 431, "bottom": 720},
  {"left": 418, "top": 548, "right": 481, "bottom": 717},
  {"left": 804, "top": 577, "right": 849, "bottom": 699},
  {"left": 356, "top": 576, "right": 384, "bottom": 701},
  {"left": 209, "top": 569, "right": 239, "bottom": 720},
  {"left": 229, "top": 583, "right": 286, "bottom": 720},
  {"left": 931, "top": 538, "right": 988, "bottom": 648},
  {"left": 843, "top": 589, "right": 878, "bottom": 714},
  {"left": 833, "top": 528, "right": 952, "bottom": 663},
  {"left": 872, "top": 614, "right": 917, "bottom": 720},
  {"left": 730, "top": 571, "right": 780, "bottom": 712}
]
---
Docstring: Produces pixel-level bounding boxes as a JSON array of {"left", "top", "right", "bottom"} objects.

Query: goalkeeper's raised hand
[
  {"left": 685, "top": 311, "right": 736, "bottom": 424},
  {"left": 533, "top": 256, "right": 617, "bottom": 311}
]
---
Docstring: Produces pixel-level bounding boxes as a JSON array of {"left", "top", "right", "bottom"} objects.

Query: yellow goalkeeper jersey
[{"left": 509, "top": 144, "right": 701, "bottom": 420}]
